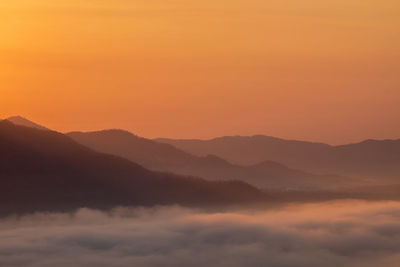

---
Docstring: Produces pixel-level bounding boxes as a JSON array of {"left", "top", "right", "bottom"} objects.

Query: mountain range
[
  {"left": 5, "top": 116, "right": 383, "bottom": 190},
  {"left": 67, "top": 130, "right": 354, "bottom": 191},
  {"left": 0, "top": 120, "right": 266, "bottom": 215},
  {"left": 3, "top": 115, "right": 400, "bottom": 216},
  {"left": 157, "top": 135, "right": 400, "bottom": 181}
]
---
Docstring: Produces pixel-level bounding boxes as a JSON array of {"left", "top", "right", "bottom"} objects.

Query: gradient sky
[{"left": 1, "top": 0, "right": 399, "bottom": 144}]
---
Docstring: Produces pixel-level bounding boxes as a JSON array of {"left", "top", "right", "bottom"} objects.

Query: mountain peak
[{"left": 6, "top": 116, "right": 49, "bottom": 131}]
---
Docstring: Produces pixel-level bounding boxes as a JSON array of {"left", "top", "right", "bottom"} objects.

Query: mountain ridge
[
  {"left": 0, "top": 120, "right": 267, "bottom": 216},
  {"left": 3, "top": 116, "right": 360, "bottom": 190},
  {"left": 67, "top": 129, "right": 357, "bottom": 190},
  {"left": 157, "top": 135, "right": 400, "bottom": 180}
]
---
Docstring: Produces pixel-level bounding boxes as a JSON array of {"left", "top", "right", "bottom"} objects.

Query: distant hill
[
  {"left": 0, "top": 121, "right": 266, "bottom": 216},
  {"left": 156, "top": 136, "right": 400, "bottom": 180},
  {"left": 6, "top": 115, "right": 50, "bottom": 131},
  {"left": 3, "top": 117, "right": 362, "bottom": 190},
  {"left": 68, "top": 129, "right": 198, "bottom": 172},
  {"left": 156, "top": 135, "right": 330, "bottom": 166},
  {"left": 68, "top": 130, "right": 356, "bottom": 191}
]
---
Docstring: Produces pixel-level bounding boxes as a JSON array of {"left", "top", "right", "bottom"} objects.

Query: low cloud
[{"left": 1, "top": 201, "right": 400, "bottom": 267}]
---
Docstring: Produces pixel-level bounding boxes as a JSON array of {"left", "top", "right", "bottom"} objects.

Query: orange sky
[{"left": 1, "top": 0, "right": 399, "bottom": 144}]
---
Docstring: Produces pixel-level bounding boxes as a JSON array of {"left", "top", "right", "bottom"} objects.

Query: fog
[{"left": 1, "top": 201, "right": 400, "bottom": 267}]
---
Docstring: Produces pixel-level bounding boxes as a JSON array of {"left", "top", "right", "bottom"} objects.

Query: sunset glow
[
  {"left": 1, "top": 0, "right": 399, "bottom": 143},
  {"left": 3, "top": 2, "right": 400, "bottom": 266}
]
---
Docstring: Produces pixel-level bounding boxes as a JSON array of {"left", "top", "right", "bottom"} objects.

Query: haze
[
  {"left": 1, "top": 0, "right": 400, "bottom": 144},
  {"left": 3, "top": 201, "right": 400, "bottom": 267}
]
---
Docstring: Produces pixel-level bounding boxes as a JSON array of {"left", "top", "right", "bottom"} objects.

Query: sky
[{"left": 1, "top": 0, "right": 399, "bottom": 144}]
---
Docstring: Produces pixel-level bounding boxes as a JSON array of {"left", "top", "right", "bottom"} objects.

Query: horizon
[{"left": 3, "top": 114, "right": 400, "bottom": 146}]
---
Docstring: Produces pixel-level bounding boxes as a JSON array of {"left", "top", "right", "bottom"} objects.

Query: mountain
[
  {"left": 156, "top": 136, "right": 400, "bottom": 181},
  {"left": 68, "top": 129, "right": 199, "bottom": 172},
  {"left": 156, "top": 135, "right": 330, "bottom": 166},
  {"left": 0, "top": 120, "right": 266, "bottom": 216},
  {"left": 67, "top": 130, "right": 356, "bottom": 190},
  {"left": 6, "top": 115, "right": 50, "bottom": 131}
]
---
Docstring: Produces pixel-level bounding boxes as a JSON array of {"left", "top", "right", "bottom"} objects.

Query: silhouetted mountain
[
  {"left": 156, "top": 136, "right": 400, "bottom": 181},
  {"left": 68, "top": 129, "right": 198, "bottom": 171},
  {"left": 68, "top": 130, "right": 356, "bottom": 190},
  {"left": 0, "top": 121, "right": 267, "bottom": 216},
  {"left": 6, "top": 116, "right": 49, "bottom": 131},
  {"left": 156, "top": 135, "right": 330, "bottom": 166}
]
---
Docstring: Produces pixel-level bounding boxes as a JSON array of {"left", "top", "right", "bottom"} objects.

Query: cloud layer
[{"left": 1, "top": 201, "right": 400, "bottom": 267}]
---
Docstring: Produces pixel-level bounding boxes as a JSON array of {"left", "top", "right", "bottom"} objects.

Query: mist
[{"left": 1, "top": 200, "right": 400, "bottom": 267}]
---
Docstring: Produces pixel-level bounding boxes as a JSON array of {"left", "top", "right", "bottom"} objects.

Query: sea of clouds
[{"left": 1, "top": 200, "right": 400, "bottom": 267}]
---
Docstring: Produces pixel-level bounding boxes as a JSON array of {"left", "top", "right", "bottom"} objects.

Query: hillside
[
  {"left": 68, "top": 130, "right": 355, "bottom": 190},
  {"left": 0, "top": 121, "right": 266, "bottom": 216},
  {"left": 157, "top": 135, "right": 400, "bottom": 180}
]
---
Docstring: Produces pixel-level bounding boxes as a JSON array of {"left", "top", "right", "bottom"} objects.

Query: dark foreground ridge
[{"left": 0, "top": 120, "right": 267, "bottom": 216}]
